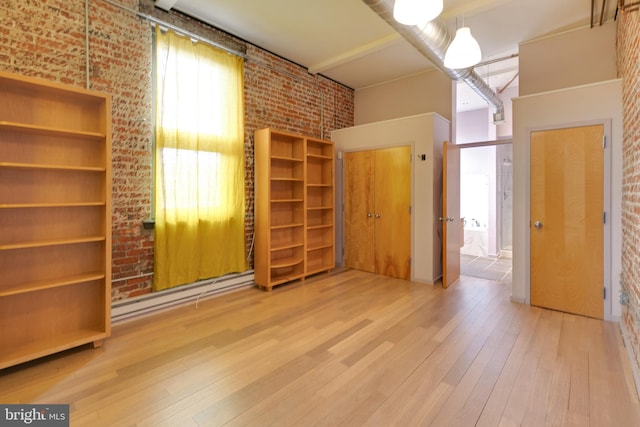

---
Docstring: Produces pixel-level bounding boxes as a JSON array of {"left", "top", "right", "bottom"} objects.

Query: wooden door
[
  {"left": 374, "top": 146, "right": 411, "bottom": 280},
  {"left": 530, "top": 125, "right": 604, "bottom": 319},
  {"left": 442, "top": 142, "right": 461, "bottom": 288},
  {"left": 344, "top": 150, "right": 375, "bottom": 272},
  {"left": 343, "top": 146, "right": 411, "bottom": 279}
]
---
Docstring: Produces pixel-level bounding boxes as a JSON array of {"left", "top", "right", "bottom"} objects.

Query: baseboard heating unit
[{"left": 111, "top": 271, "right": 255, "bottom": 324}]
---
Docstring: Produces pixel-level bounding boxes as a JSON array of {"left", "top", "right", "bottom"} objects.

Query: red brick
[
  {"left": 0, "top": 0, "right": 353, "bottom": 301},
  {"left": 618, "top": 10, "right": 640, "bottom": 383}
]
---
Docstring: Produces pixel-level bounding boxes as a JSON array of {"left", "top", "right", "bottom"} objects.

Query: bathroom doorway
[{"left": 459, "top": 142, "right": 512, "bottom": 283}]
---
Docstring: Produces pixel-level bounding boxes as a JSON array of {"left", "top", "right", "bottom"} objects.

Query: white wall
[
  {"left": 512, "top": 79, "right": 623, "bottom": 320},
  {"left": 354, "top": 69, "right": 453, "bottom": 125},
  {"left": 519, "top": 23, "right": 617, "bottom": 96},
  {"left": 456, "top": 109, "right": 490, "bottom": 144},
  {"left": 497, "top": 86, "right": 518, "bottom": 139},
  {"left": 331, "top": 113, "right": 451, "bottom": 284},
  {"left": 454, "top": 84, "right": 517, "bottom": 144}
]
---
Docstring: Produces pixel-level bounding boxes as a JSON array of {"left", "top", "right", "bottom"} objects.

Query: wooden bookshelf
[
  {"left": 305, "top": 137, "right": 335, "bottom": 276},
  {"left": 254, "top": 129, "right": 335, "bottom": 290},
  {"left": 0, "top": 71, "right": 112, "bottom": 369}
]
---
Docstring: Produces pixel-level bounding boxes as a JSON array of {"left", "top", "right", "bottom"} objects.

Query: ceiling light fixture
[
  {"left": 444, "top": 26, "right": 482, "bottom": 69},
  {"left": 393, "top": 0, "right": 443, "bottom": 26}
]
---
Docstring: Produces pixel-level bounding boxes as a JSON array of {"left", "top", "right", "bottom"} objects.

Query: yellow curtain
[{"left": 153, "top": 27, "right": 246, "bottom": 291}]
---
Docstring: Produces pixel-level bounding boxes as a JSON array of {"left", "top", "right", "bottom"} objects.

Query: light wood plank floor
[{"left": 1, "top": 270, "right": 639, "bottom": 426}]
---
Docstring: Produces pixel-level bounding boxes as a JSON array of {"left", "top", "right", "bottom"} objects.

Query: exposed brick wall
[
  {"left": 618, "top": 9, "right": 640, "bottom": 381},
  {"left": 244, "top": 45, "right": 354, "bottom": 140},
  {"left": 243, "top": 46, "right": 354, "bottom": 267},
  {"left": 91, "top": 0, "right": 155, "bottom": 300},
  {"left": 0, "top": 0, "right": 354, "bottom": 301}
]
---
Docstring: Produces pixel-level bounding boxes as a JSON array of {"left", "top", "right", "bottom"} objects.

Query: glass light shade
[
  {"left": 444, "top": 27, "right": 482, "bottom": 69},
  {"left": 393, "top": 0, "right": 443, "bottom": 26}
]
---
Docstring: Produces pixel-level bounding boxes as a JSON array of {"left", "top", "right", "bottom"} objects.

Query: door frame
[
  {"left": 442, "top": 139, "right": 512, "bottom": 287},
  {"left": 524, "top": 120, "right": 612, "bottom": 320}
]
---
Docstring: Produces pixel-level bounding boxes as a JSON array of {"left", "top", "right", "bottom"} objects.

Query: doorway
[{"left": 458, "top": 142, "right": 513, "bottom": 283}]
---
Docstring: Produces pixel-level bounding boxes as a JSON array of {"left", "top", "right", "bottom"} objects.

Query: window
[
  {"left": 153, "top": 27, "right": 246, "bottom": 291},
  {"left": 159, "top": 148, "right": 221, "bottom": 211}
]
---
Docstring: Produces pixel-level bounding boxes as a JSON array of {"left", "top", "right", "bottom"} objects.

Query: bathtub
[{"left": 461, "top": 221, "right": 488, "bottom": 257}]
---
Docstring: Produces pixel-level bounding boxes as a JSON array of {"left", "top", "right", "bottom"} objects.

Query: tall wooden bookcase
[
  {"left": 305, "top": 137, "right": 335, "bottom": 277},
  {"left": 254, "top": 128, "right": 334, "bottom": 291},
  {"left": 0, "top": 71, "right": 112, "bottom": 369}
]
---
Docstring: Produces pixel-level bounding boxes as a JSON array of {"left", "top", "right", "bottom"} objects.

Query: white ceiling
[{"left": 155, "top": 0, "right": 618, "bottom": 111}]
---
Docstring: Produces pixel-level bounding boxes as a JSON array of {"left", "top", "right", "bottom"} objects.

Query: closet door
[
  {"left": 374, "top": 146, "right": 411, "bottom": 280},
  {"left": 343, "top": 146, "right": 411, "bottom": 279},
  {"left": 344, "top": 150, "right": 375, "bottom": 272}
]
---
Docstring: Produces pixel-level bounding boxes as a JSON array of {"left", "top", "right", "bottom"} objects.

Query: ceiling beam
[
  {"left": 441, "top": 0, "right": 513, "bottom": 20},
  {"left": 307, "top": 33, "right": 400, "bottom": 75}
]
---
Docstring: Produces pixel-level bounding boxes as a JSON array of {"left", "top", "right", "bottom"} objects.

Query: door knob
[
  {"left": 367, "top": 212, "right": 373, "bottom": 218},
  {"left": 533, "top": 221, "right": 543, "bottom": 229},
  {"left": 375, "top": 213, "right": 381, "bottom": 219}
]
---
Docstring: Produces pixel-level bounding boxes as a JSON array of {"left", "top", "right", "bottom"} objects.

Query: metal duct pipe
[{"left": 362, "top": 0, "right": 505, "bottom": 123}]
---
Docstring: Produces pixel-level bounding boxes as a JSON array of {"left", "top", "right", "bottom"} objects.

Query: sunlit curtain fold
[{"left": 154, "top": 27, "right": 246, "bottom": 291}]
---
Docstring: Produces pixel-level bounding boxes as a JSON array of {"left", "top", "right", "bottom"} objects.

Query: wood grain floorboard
[{"left": 0, "top": 270, "right": 639, "bottom": 426}]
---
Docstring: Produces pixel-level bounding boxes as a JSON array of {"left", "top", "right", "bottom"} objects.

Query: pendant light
[
  {"left": 444, "top": 26, "right": 482, "bottom": 69},
  {"left": 393, "top": 0, "right": 443, "bottom": 26}
]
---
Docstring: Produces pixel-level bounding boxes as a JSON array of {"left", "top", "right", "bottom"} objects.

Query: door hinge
[
  {"left": 603, "top": 287, "right": 606, "bottom": 300},
  {"left": 602, "top": 135, "right": 606, "bottom": 149},
  {"left": 603, "top": 211, "right": 606, "bottom": 224},
  {"left": 409, "top": 257, "right": 411, "bottom": 266},
  {"left": 409, "top": 206, "right": 412, "bottom": 214}
]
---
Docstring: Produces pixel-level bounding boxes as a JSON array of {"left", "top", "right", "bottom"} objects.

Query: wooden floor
[{"left": 1, "top": 269, "right": 639, "bottom": 426}]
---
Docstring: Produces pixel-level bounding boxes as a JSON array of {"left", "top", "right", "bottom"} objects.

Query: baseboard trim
[
  {"left": 499, "top": 250, "right": 513, "bottom": 259},
  {"left": 413, "top": 278, "right": 438, "bottom": 286},
  {"left": 510, "top": 295, "right": 526, "bottom": 304},
  {"left": 111, "top": 271, "right": 255, "bottom": 324}
]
